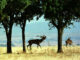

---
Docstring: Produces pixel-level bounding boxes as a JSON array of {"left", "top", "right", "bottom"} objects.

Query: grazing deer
[
  {"left": 27, "top": 35, "right": 46, "bottom": 50},
  {"left": 65, "top": 38, "right": 72, "bottom": 47}
]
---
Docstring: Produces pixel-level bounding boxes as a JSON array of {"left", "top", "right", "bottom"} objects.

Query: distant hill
[
  {"left": 0, "top": 43, "right": 15, "bottom": 47},
  {"left": 77, "top": 44, "right": 80, "bottom": 46},
  {"left": 0, "top": 43, "right": 7, "bottom": 47}
]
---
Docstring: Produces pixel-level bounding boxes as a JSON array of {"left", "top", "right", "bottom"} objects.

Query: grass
[{"left": 0, "top": 46, "right": 80, "bottom": 60}]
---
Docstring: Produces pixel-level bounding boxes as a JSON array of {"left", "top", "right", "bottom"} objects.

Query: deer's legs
[
  {"left": 69, "top": 43, "right": 72, "bottom": 47},
  {"left": 27, "top": 43, "right": 32, "bottom": 50},
  {"left": 30, "top": 45, "right": 32, "bottom": 50},
  {"left": 27, "top": 44, "right": 29, "bottom": 49},
  {"left": 39, "top": 45, "right": 41, "bottom": 48},
  {"left": 27, "top": 45, "right": 32, "bottom": 50},
  {"left": 37, "top": 44, "right": 41, "bottom": 48},
  {"left": 66, "top": 43, "right": 68, "bottom": 47}
]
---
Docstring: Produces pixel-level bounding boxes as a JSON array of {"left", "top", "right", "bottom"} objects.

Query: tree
[
  {"left": 41, "top": 0, "right": 80, "bottom": 53},
  {"left": 15, "top": 0, "right": 42, "bottom": 52},
  {"left": 1, "top": 0, "right": 26, "bottom": 53}
]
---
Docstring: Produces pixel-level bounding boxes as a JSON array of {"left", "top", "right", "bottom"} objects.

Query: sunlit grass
[{"left": 0, "top": 46, "right": 80, "bottom": 60}]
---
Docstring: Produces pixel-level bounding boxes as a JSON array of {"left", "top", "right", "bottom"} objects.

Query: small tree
[{"left": 41, "top": 0, "right": 80, "bottom": 53}]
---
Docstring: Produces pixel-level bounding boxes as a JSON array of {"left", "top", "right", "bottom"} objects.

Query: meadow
[{"left": 0, "top": 46, "right": 80, "bottom": 60}]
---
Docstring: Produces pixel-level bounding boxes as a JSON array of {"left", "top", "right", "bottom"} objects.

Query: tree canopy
[{"left": 41, "top": 0, "right": 80, "bottom": 29}]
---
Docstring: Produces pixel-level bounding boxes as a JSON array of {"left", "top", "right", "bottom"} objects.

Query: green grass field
[{"left": 0, "top": 46, "right": 80, "bottom": 60}]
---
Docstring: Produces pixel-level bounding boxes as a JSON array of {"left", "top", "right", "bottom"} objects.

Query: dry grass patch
[{"left": 0, "top": 46, "right": 80, "bottom": 60}]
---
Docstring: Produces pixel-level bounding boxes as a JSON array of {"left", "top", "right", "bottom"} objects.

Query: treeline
[{"left": 0, "top": 0, "right": 80, "bottom": 53}]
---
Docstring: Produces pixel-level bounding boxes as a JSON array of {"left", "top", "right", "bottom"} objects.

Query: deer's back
[
  {"left": 66, "top": 40, "right": 72, "bottom": 44},
  {"left": 28, "top": 39, "right": 41, "bottom": 44}
]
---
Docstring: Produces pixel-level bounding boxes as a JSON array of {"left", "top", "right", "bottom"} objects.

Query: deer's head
[
  {"left": 67, "top": 37, "right": 71, "bottom": 41},
  {"left": 40, "top": 35, "right": 46, "bottom": 40}
]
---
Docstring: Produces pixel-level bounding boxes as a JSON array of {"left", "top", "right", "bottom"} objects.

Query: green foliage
[
  {"left": 41, "top": 0, "right": 80, "bottom": 29},
  {"left": 0, "top": 0, "right": 29, "bottom": 29},
  {"left": 3, "top": 0, "right": 26, "bottom": 15},
  {"left": 0, "top": 0, "right": 7, "bottom": 10},
  {"left": 15, "top": 0, "right": 42, "bottom": 26},
  {"left": 0, "top": 0, "right": 7, "bottom": 20}
]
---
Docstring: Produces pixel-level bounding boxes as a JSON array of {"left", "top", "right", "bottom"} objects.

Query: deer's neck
[{"left": 40, "top": 39, "right": 44, "bottom": 42}]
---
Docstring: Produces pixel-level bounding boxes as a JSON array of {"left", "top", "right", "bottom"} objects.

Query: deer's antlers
[
  {"left": 40, "top": 35, "right": 46, "bottom": 38},
  {"left": 36, "top": 35, "right": 46, "bottom": 38}
]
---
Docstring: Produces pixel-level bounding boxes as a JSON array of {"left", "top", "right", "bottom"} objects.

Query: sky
[{"left": 0, "top": 16, "right": 80, "bottom": 46}]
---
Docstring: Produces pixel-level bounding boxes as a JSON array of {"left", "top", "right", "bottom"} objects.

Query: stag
[
  {"left": 65, "top": 38, "right": 72, "bottom": 47},
  {"left": 27, "top": 35, "right": 46, "bottom": 50}
]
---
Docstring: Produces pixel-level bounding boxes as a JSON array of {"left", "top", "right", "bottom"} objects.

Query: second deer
[
  {"left": 27, "top": 35, "right": 46, "bottom": 50},
  {"left": 65, "top": 38, "right": 73, "bottom": 47}
]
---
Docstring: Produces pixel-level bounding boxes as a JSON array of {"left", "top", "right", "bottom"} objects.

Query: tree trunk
[
  {"left": 57, "top": 28, "right": 64, "bottom": 53},
  {"left": 6, "top": 27, "right": 12, "bottom": 53},
  {"left": 22, "top": 22, "right": 26, "bottom": 52}
]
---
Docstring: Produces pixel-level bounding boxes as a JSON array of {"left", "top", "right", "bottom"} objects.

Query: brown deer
[
  {"left": 27, "top": 35, "right": 46, "bottom": 50},
  {"left": 65, "top": 38, "right": 72, "bottom": 47}
]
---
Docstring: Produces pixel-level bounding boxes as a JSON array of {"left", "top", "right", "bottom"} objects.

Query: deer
[
  {"left": 27, "top": 35, "right": 46, "bottom": 50},
  {"left": 65, "top": 38, "right": 73, "bottom": 47}
]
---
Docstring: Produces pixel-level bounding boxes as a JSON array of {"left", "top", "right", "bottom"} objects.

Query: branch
[
  {"left": 63, "top": 20, "right": 69, "bottom": 28},
  {"left": 51, "top": 19, "right": 58, "bottom": 28},
  {"left": 2, "top": 21, "right": 8, "bottom": 31}
]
